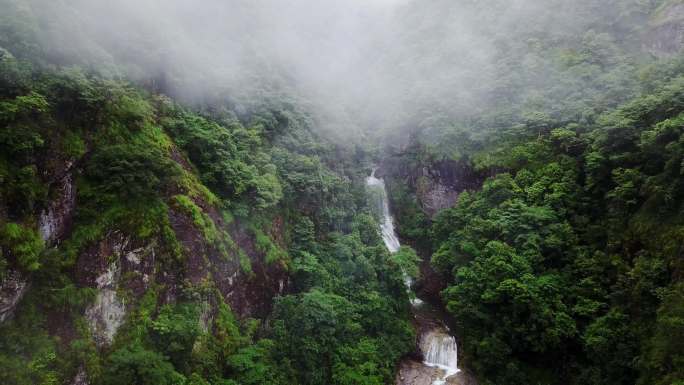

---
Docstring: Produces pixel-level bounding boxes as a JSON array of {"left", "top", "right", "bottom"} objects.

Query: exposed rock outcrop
[
  {"left": 0, "top": 164, "right": 77, "bottom": 325},
  {"left": 0, "top": 270, "right": 29, "bottom": 323},
  {"left": 381, "top": 156, "right": 484, "bottom": 219},
  {"left": 395, "top": 360, "right": 444, "bottom": 385},
  {"left": 39, "top": 166, "right": 76, "bottom": 245},
  {"left": 396, "top": 360, "right": 477, "bottom": 385},
  {"left": 85, "top": 259, "right": 126, "bottom": 347},
  {"left": 168, "top": 198, "right": 290, "bottom": 319},
  {"left": 79, "top": 232, "right": 156, "bottom": 347},
  {"left": 71, "top": 366, "right": 89, "bottom": 385},
  {"left": 644, "top": 2, "right": 684, "bottom": 57},
  {"left": 416, "top": 160, "right": 484, "bottom": 217},
  {"left": 213, "top": 220, "right": 290, "bottom": 319}
]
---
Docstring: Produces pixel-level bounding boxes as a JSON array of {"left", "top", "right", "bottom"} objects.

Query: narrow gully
[{"left": 366, "top": 169, "right": 460, "bottom": 385}]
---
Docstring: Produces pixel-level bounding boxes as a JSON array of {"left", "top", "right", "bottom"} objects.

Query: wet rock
[
  {"left": 213, "top": 220, "right": 290, "bottom": 319},
  {"left": 382, "top": 155, "right": 485, "bottom": 219},
  {"left": 446, "top": 370, "right": 479, "bottom": 385},
  {"left": 414, "top": 160, "right": 484, "bottom": 217},
  {"left": 0, "top": 270, "right": 29, "bottom": 323},
  {"left": 80, "top": 232, "right": 155, "bottom": 347},
  {"left": 71, "top": 366, "right": 88, "bottom": 385},
  {"left": 39, "top": 169, "right": 76, "bottom": 245},
  {"left": 396, "top": 359, "right": 444, "bottom": 385},
  {"left": 85, "top": 259, "right": 125, "bottom": 347},
  {"left": 395, "top": 359, "right": 478, "bottom": 385},
  {"left": 416, "top": 177, "right": 460, "bottom": 218}
]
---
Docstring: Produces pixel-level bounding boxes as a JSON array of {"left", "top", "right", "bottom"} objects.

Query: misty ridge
[
  {"left": 2, "top": 0, "right": 663, "bottom": 137},
  {"left": 2, "top": 1, "right": 684, "bottom": 385}
]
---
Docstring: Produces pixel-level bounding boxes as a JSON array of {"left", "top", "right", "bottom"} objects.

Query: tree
[
  {"left": 102, "top": 342, "right": 185, "bottom": 385},
  {"left": 0, "top": 222, "right": 43, "bottom": 272}
]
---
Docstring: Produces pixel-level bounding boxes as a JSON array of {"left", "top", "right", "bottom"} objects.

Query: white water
[
  {"left": 366, "top": 168, "right": 459, "bottom": 384},
  {"left": 421, "top": 331, "right": 460, "bottom": 384},
  {"left": 366, "top": 169, "right": 401, "bottom": 253}
]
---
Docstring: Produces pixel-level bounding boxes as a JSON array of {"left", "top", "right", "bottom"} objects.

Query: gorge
[
  {"left": 1, "top": 1, "right": 684, "bottom": 385},
  {"left": 366, "top": 169, "right": 466, "bottom": 385}
]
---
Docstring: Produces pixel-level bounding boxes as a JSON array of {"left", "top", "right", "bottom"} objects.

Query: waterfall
[
  {"left": 366, "top": 168, "right": 459, "bottom": 385},
  {"left": 421, "top": 331, "right": 460, "bottom": 384},
  {"left": 366, "top": 169, "right": 400, "bottom": 253},
  {"left": 366, "top": 168, "right": 420, "bottom": 305}
]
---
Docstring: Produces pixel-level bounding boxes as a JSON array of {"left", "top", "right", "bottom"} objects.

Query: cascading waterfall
[
  {"left": 366, "top": 169, "right": 400, "bottom": 253},
  {"left": 366, "top": 168, "right": 459, "bottom": 384},
  {"left": 421, "top": 331, "right": 460, "bottom": 385}
]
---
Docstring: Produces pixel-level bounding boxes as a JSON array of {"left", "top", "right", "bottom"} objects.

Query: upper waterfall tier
[{"left": 366, "top": 169, "right": 401, "bottom": 253}]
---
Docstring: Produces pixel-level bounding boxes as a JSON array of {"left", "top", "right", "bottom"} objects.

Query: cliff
[{"left": 644, "top": 1, "right": 684, "bottom": 57}]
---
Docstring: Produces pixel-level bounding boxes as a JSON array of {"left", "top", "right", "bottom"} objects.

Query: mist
[{"left": 4, "top": 0, "right": 660, "bottom": 137}]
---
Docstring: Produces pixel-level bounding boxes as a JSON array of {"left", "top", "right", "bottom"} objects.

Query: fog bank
[{"left": 2, "top": 0, "right": 662, "bottom": 136}]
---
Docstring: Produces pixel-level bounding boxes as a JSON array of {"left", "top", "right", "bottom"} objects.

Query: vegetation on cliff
[
  {"left": 1, "top": 1, "right": 684, "bottom": 385},
  {"left": 383, "top": 2, "right": 684, "bottom": 384},
  {"left": 0, "top": 33, "right": 415, "bottom": 385}
]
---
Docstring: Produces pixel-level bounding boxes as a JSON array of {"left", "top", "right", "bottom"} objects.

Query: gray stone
[
  {"left": 85, "top": 259, "right": 125, "bottom": 347},
  {"left": 0, "top": 270, "right": 29, "bottom": 323}
]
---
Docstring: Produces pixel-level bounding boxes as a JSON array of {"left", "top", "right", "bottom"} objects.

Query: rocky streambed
[{"left": 396, "top": 299, "right": 478, "bottom": 385}]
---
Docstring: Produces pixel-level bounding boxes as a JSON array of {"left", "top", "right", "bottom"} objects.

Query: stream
[{"left": 366, "top": 169, "right": 461, "bottom": 385}]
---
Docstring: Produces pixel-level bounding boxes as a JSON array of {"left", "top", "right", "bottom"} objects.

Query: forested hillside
[
  {"left": 1, "top": 1, "right": 683, "bottom": 385},
  {"left": 381, "top": 1, "right": 684, "bottom": 385},
  {"left": 0, "top": 3, "right": 418, "bottom": 384}
]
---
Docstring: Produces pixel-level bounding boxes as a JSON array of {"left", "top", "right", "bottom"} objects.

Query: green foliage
[
  {"left": 0, "top": 17, "right": 417, "bottom": 385},
  {"left": 12, "top": 2, "right": 683, "bottom": 385},
  {"left": 271, "top": 147, "right": 355, "bottom": 230},
  {"left": 427, "top": 62, "right": 684, "bottom": 385},
  {"left": 250, "top": 224, "right": 287, "bottom": 265},
  {"left": 171, "top": 194, "right": 231, "bottom": 253},
  {"left": 150, "top": 303, "right": 201, "bottom": 372},
  {"left": 0, "top": 222, "right": 43, "bottom": 272},
  {"left": 238, "top": 250, "right": 253, "bottom": 275},
  {"left": 270, "top": 226, "right": 415, "bottom": 385},
  {"left": 386, "top": 181, "right": 430, "bottom": 246},
  {"left": 389, "top": 246, "right": 420, "bottom": 279},
  {"left": 61, "top": 130, "right": 86, "bottom": 159},
  {"left": 0, "top": 301, "right": 60, "bottom": 385},
  {"left": 0, "top": 91, "right": 48, "bottom": 121},
  {"left": 85, "top": 143, "right": 180, "bottom": 202},
  {"left": 101, "top": 342, "right": 185, "bottom": 385},
  {"left": 162, "top": 109, "right": 255, "bottom": 199},
  {"left": 226, "top": 340, "right": 283, "bottom": 385},
  {"left": 639, "top": 282, "right": 684, "bottom": 385}
]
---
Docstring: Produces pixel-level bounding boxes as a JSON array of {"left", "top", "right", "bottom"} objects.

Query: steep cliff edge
[
  {"left": 0, "top": 53, "right": 316, "bottom": 384},
  {"left": 644, "top": 1, "right": 684, "bottom": 57},
  {"left": 378, "top": 140, "right": 487, "bottom": 300},
  {"left": 380, "top": 157, "right": 483, "bottom": 219},
  {"left": 0, "top": 49, "right": 417, "bottom": 385}
]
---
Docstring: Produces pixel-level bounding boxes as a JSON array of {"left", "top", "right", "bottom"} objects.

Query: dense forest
[
  {"left": 385, "top": 1, "right": 684, "bottom": 385},
  {"left": 0, "top": 1, "right": 683, "bottom": 385}
]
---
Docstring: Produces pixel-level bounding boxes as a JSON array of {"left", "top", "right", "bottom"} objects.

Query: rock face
[
  {"left": 411, "top": 160, "right": 482, "bottom": 218},
  {"left": 396, "top": 360, "right": 478, "bottom": 385},
  {"left": 382, "top": 156, "right": 484, "bottom": 219},
  {"left": 644, "top": 2, "right": 684, "bottom": 57},
  {"left": 71, "top": 366, "right": 88, "bottom": 385},
  {"left": 85, "top": 260, "right": 126, "bottom": 347},
  {"left": 0, "top": 166, "right": 76, "bottom": 325},
  {"left": 79, "top": 233, "right": 156, "bottom": 347},
  {"left": 39, "top": 167, "right": 76, "bottom": 244},
  {"left": 396, "top": 360, "right": 445, "bottom": 385},
  {"left": 0, "top": 270, "right": 29, "bottom": 323},
  {"left": 168, "top": 202, "right": 290, "bottom": 320}
]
